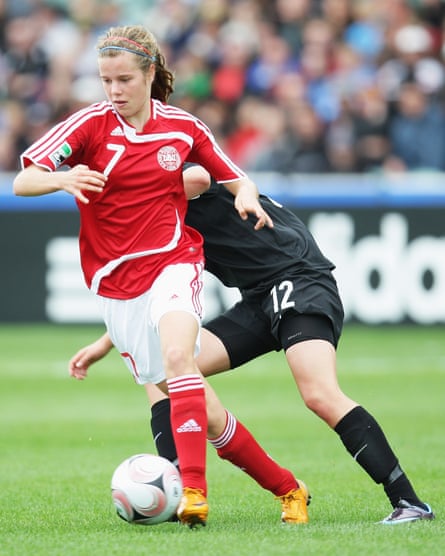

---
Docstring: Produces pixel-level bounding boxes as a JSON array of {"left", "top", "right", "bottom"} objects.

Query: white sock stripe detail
[
  {"left": 167, "top": 375, "right": 204, "bottom": 394},
  {"left": 168, "top": 383, "right": 205, "bottom": 394},
  {"left": 209, "top": 411, "right": 237, "bottom": 449}
]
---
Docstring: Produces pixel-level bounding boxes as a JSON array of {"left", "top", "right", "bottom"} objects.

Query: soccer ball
[{"left": 111, "top": 453, "right": 182, "bottom": 525}]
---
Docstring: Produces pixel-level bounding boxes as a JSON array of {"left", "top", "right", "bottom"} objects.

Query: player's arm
[
  {"left": 224, "top": 177, "right": 273, "bottom": 230},
  {"left": 189, "top": 120, "right": 272, "bottom": 229},
  {"left": 183, "top": 164, "right": 211, "bottom": 199},
  {"left": 69, "top": 332, "right": 114, "bottom": 380},
  {"left": 183, "top": 164, "right": 272, "bottom": 230},
  {"left": 13, "top": 164, "right": 107, "bottom": 205}
]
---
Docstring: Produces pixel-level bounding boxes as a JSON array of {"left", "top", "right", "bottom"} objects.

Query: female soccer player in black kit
[{"left": 70, "top": 165, "right": 434, "bottom": 525}]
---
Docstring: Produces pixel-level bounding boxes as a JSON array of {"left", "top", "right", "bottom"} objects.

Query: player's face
[{"left": 99, "top": 52, "right": 154, "bottom": 127}]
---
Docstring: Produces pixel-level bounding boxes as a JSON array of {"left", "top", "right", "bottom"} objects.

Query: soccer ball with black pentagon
[{"left": 111, "top": 453, "right": 182, "bottom": 525}]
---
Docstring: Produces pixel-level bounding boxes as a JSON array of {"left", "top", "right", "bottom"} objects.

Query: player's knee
[
  {"left": 163, "top": 345, "right": 189, "bottom": 374},
  {"left": 301, "top": 390, "right": 332, "bottom": 419},
  {"left": 304, "top": 395, "right": 324, "bottom": 415}
]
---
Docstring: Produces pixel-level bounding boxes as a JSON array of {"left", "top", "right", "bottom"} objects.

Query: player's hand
[
  {"left": 68, "top": 334, "right": 113, "bottom": 380},
  {"left": 234, "top": 185, "right": 273, "bottom": 230},
  {"left": 68, "top": 345, "right": 100, "bottom": 380},
  {"left": 61, "top": 164, "right": 107, "bottom": 204}
]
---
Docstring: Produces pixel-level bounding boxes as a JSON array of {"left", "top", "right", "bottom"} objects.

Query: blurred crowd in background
[{"left": 2, "top": 0, "right": 445, "bottom": 174}]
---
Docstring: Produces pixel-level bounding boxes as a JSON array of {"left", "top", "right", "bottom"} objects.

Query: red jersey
[{"left": 20, "top": 100, "right": 246, "bottom": 299}]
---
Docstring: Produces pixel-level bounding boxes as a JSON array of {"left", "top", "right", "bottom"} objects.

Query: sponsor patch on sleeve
[{"left": 49, "top": 142, "right": 73, "bottom": 167}]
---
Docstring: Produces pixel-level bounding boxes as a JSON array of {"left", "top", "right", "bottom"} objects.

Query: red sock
[
  {"left": 167, "top": 375, "right": 207, "bottom": 495},
  {"left": 209, "top": 411, "right": 297, "bottom": 496}
]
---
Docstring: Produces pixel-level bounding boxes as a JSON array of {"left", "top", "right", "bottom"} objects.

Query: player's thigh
[
  {"left": 279, "top": 312, "right": 339, "bottom": 391},
  {"left": 98, "top": 291, "right": 165, "bottom": 385},
  {"left": 150, "top": 262, "right": 205, "bottom": 328},
  {"left": 285, "top": 337, "right": 338, "bottom": 394},
  {"left": 203, "top": 299, "right": 279, "bottom": 371},
  {"left": 196, "top": 328, "right": 231, "bottom": 375},
  {"left": 285, "top": 337, "right": 356, "bottom": 426},
  {"left": 152, "top": 262, "right": 204, "bottom": 369},
  {"left": 158, "top": 310, "right": 199, "bottom": 362}
]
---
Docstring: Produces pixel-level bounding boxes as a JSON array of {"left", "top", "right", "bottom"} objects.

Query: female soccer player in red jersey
[
  {"left": 13, "top": 25, "right": 313, "bottom": 528},
  {"left": 70, "top": 164, "right": 435, "bottom": 526}
]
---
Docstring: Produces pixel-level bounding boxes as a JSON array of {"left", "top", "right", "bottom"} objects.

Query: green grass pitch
[{"left": 0, "top": 323, "right": 443, "bottom": 555}]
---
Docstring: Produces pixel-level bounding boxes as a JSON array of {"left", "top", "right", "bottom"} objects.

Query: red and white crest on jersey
[{"left": 157, "top": 146, "right": 180, "bottom": 171}]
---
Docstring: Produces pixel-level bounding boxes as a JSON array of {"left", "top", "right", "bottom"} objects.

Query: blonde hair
[{"left": 97, "top": 25, "right": 174, "bottom": 102}]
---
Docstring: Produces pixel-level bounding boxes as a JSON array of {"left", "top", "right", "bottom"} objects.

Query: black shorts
[{"left": 204, "top": 270, "right": 344, "bottom": 369}]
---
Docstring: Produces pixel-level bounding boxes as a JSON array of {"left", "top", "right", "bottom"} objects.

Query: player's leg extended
[
  {"left": 148, "top": 328, "right": 232, "bottom": 464},
  {"left": 150, "top": 335, "right": 310, "bottom": 523},
  {"left": 151, "top": 357, "right": 302, "bottom": 506},
  {"left": 285, "top": 331, "right": 434, "bottom": 523},
  {"left": 158, "top": 309, "right": 208, "bottom": 527},
  {"left": 204, "top": 379, "right": 310, "bottom": 524}
]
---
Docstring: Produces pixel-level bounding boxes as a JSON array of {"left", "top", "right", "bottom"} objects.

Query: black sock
[
  {"left": 383, "top": 466, "right": 428, "bottom": 510},
  {"left": 335, "top": 406, "right": 425, "bottom": 508},
  {"left": 150, "top": 398, "right": 178, "bottom": 467}
]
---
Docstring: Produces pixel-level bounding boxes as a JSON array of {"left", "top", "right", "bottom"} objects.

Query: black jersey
[{"left": 185, "top": 180, "right": 335, "bottom": 292}]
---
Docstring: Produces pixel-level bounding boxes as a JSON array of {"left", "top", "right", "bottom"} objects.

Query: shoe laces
[
  {"left": 182, "top": 487, "right": 206, "bottom": 501},
  {"left": 278, "top": 488, "right": 303, "bottom": 508}
]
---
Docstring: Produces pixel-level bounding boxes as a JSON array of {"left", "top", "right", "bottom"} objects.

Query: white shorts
[{"left": 97, "top": 263, "right": 204, "bottom": 385}]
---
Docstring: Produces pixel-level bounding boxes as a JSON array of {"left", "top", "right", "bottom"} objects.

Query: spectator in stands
[
  {"left": 351, "top": 87, "right": 391, "bottom": 173},
  {"left": 245, "top": 28, "right": 298, "bottom": 98},
  {"left": 224, "top": 96, "right": 272, "bottom": 168},
  {"left": 253, "top": 101, "right": 331, "bottom": 174},
  {"left": 387, "top": 80, "right": 445, "bottom": 172},
  {"left": 319, "top": 0, "right": 350, "bottom": 41},
  {"left": 298, "top": 24, "right": 340, "bottom": 124},
  {"left": 273, "top": 0, "right": 314, "bottom": 56},
  {"left": 377, "top": 23, "right": 444, "bottom": 102},
  {"left": 0, "top": 99, "right": 27, "bottom": 171},
  {"left": 2, "top": 0, "right": 445, "bottom": 175},
  {"left": 3, "top": 14, "right": 49, "bottom": 106},
  {"left": 325, "top": 105, "right": 358, "bottom": 174}
]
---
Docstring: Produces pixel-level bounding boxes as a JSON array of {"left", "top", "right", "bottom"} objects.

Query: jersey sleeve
[
  {"left": 187, "top": 118, "right": 247, "bottom": 183},
  {"left": 20, "top": 106, "right": 95, "bottom": 171}
]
